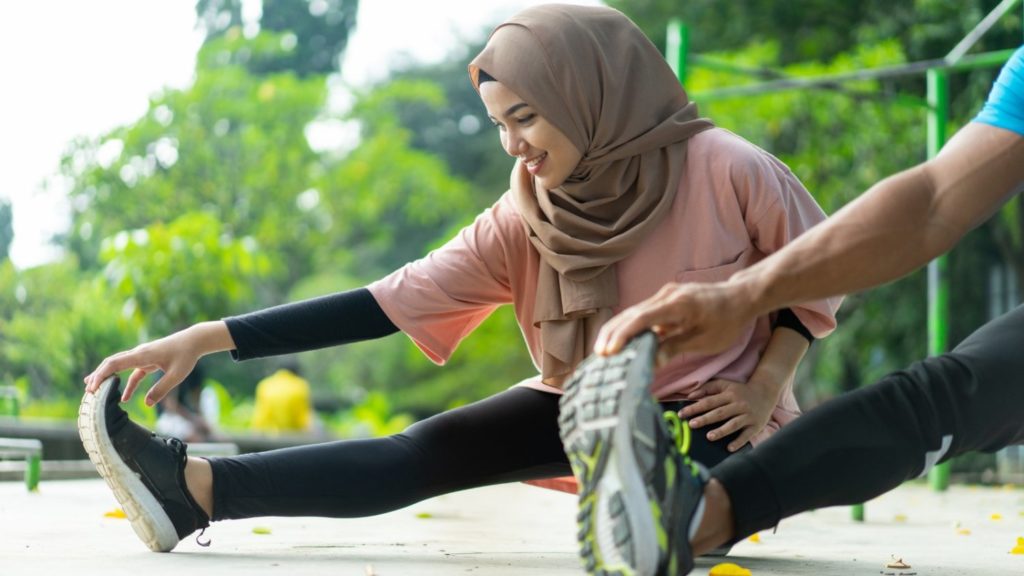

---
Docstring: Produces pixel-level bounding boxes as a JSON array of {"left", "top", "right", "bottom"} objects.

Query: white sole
[
  {"left": 78, "top": 377, "right": 180, "bottom": 552},
  {"left": 559, "top": 333, "right": 660, "bottom": 576}
]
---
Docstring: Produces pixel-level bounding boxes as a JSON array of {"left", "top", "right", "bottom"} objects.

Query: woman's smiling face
[{"left": 478, "top": 80, "right": 583, "bottom": 190}]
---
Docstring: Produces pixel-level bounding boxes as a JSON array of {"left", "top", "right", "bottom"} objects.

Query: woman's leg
[
  {"left": 206, "top": 387, "right": 572, "bottom": 520},
  {"left": 707, "top": 303, "right": 1024, "bottom": 545}
]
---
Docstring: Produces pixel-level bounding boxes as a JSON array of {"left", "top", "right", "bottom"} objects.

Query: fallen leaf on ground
[
  {"left": 886, "top": 556, "right": 911, "bottom": 569},
  {"left": 104, "top": 508, "right": 126, "bottom": 519},
  {"left": 1010, "top": 536, "right": 1024, "bottom": 555},
  {"left": 709, "top": 562, "right": 752, "bottom": 576}
]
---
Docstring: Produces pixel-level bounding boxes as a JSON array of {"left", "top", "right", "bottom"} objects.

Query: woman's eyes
[{"left": 491, "top": 114, "right": 537, "bottom": 131}]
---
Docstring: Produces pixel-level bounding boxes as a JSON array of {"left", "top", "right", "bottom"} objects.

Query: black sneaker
[
  {"left": 558, "top": 331, "right": 708, "bottom": 576},
  {"left": 78, "top": 375, "right": 210, "bottom": 552}
]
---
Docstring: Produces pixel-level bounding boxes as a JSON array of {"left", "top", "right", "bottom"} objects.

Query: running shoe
[
  {"left": 558, "top": 331, "right": 708, "bottom": 576},
  {"left": 78, "top": 376, "right": 210, "bottom": 552}
]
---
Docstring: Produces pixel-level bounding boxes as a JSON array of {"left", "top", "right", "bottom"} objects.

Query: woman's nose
[{"left": 503, "top": 130, "right": 526, "bottom": 157}]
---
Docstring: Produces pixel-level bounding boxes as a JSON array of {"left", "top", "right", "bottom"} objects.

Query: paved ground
[{"left": 2, "top": 476, "right": 1024, "bottom": 575}]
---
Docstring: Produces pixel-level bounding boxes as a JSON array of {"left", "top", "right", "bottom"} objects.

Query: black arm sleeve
[
  {"left": 224, "top": 287, "right": 399, "bottom": 361},
  {"left": 773, "top": 308, "right": 815, "bottom": 344}
]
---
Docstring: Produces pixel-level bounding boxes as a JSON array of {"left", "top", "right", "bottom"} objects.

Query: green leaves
[{"left": 99, "top": 212, "right": 271, "bottom": 336}]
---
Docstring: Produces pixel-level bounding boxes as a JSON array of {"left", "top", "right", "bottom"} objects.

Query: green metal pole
[
  {"left": 666, "top": 18, "right": 689, "bottom": 84},
  {"left": 26, "top": 454, "right": 41, "bottom": 492},
  {"left": 926, "top": 68, "right": 951, "bottom": 492}
]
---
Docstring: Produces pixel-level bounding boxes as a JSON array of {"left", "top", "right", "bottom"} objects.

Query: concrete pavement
[{"left": 2, "top": 477, "right": 1024, "bottom": 575}]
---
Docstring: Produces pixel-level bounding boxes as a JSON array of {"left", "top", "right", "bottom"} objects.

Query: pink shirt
[{"left": 368, "top": 128, "right": 841, "bottom": 444}]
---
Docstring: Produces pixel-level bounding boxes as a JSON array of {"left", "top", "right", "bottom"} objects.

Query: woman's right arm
[
  {"left": 85, "top": 287, "right": 399, "bottom": 404},
  {"left": 225, "top": 288, "right": 397, "bottom": 360},
  {"left": 84, "top": 320, "right": 236, "bottom": 404}
]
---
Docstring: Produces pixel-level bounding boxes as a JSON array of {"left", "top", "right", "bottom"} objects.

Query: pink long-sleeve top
[{"left": 368, "top": 128, "right": 841, "bottom": 444}]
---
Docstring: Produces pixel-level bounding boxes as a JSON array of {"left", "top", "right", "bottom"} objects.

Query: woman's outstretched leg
[{"left": 207, "top": 387, "right": 571, "bottom": 519}]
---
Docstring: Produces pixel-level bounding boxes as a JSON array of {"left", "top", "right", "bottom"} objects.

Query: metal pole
[
  {"left": 926, "top": 68, "right": 951, "bottom": 492},
  {"left": 666, "top": 18, "right": 689, "bottom": 84}
]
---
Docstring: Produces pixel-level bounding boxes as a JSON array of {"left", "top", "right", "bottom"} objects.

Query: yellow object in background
[
  {"left": 709, "top": 562, "right": 752, "bottom": 576},
  {"left": 251, "top": 369, "right": 313, "bottom": 433},
  {"left": 747, "top": 533, "right": 761, "bottom": 543}
]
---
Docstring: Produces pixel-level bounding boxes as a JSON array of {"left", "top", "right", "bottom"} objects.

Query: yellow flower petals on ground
[
  {"left": 1011, "top": 537, "right": 1024, "bottom": 554},
  {"left": 103, "top": 508, "right": 126, "bottom": 519},
  {"left": 252, "top": 526, "right": 272, "bottom": 535},
  {"left": 709, "top": 562, "right": 752, "bottom": 576},
  {"left": 747, "top": 533, "right": 761, "bottom": 543}
]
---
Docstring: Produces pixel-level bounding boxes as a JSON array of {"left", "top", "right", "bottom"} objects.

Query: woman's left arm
[{"left": 678, "top": 325, "right": 809, "bottom": 451}]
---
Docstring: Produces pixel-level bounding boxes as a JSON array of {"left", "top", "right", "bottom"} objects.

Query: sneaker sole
[
  {"left": 559, "top": 332, "right": 661, "bottom": 576},
  {"left": 78, "top": 377, "right": 180, "bottom": 552}
]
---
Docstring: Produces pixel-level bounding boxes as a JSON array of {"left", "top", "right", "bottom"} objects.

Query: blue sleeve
[{"left": 973, "top": 46, "right": 1024, "bottom": 137}]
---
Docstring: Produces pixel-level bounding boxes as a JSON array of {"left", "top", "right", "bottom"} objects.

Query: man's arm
[
  {"left": 596, "top": 123, "right": 1024, "bottom": 356},
  {"left": 737, "top": 122, "right": 1024, "bottom": 318}
]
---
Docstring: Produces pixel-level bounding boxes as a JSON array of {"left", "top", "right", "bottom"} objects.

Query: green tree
[
  {"left": 62, "top": 31, "right": 328, "bottom": 295},
  {"left": 100, "top": 212, "right": 272, "bottom": 337},
  {"left": 386, "top": 38, "right": 512, "bottom": 204},
  {"left": 196, "top": 0, "right": 359, "bottom": 76},
  {"left": 0, "top": 259, "right": 140, "bottom": 400},
  {"left": 0, "top": 199, "right": 11, "bottom": 262}
]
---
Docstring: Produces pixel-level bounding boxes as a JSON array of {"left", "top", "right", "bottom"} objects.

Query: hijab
[{"left": 469, "top": 4, "right": 714, "bottom": 383}]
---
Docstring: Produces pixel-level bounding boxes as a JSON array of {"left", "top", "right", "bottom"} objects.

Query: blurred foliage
[
  {"left": 322, "top": 391, "right": 414, "bottom": 438},
  {"left": 0, "top": 199, "right": 11, "bottom": 262},
  {"left": 99, "top": 212, "right": 272, "bottom": 336},
  {"left": 608, "top": 0, "right": 1022, "bottom": 67},
  {"left": 386, "top": 38, "right": 512, "bottom": 202},
  {"left": 197, "top": 0, "right": 359, "bottom": 76},
  {"left": 0, "top": 259, "right": 139, "bottom": 400},
  {"left": 61, "top": 31, "right": 327, "bottom": 295}
]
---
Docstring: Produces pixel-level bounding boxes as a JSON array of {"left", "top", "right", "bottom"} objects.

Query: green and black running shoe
[{"left": 558, "top": 331, "right": 708, "bottom": 576}]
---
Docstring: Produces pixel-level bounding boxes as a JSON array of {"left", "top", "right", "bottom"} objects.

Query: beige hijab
[{"left": 469, "top": 4, "right": 714, "bottom": 384}]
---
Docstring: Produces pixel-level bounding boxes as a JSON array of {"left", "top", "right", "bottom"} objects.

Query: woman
[{"left": 79, "top": 4, "right": 839, "bottom": 557}]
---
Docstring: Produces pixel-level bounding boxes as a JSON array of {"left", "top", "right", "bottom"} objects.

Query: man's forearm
[{"left": 731, "top": 123, "right": 1024, "bottom": 317}]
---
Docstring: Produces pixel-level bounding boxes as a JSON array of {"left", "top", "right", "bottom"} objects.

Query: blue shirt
[{"left": 974, "top": 46, "right": 1024, "bottom": 137}]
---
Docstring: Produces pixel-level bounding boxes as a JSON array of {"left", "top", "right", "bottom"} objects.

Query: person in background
[
  {"left": 154, "top": 363, "right": 215, "bottom": 443},
  {"left": 250, "top": 361, "right": 314, "bottom": 433}
]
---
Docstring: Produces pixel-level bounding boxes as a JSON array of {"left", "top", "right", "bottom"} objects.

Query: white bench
[
  {"left": 187, "top": 442, "right": 240, "bottom": 458},
  {"left": 0, "top": 438, "right": 43, "bottom": 491}
]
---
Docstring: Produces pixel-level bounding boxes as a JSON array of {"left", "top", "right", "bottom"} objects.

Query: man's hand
[{"left": 597, "top": 280, "right": 760, "bottom": 360}]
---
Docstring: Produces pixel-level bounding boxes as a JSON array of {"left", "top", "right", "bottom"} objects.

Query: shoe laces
[{"left": 662, "top": 411, "right": 700, "bottom": 477}]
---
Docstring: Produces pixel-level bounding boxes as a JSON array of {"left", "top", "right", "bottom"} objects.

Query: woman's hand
[
  {"left": 83, "top": 321, "right": 235, "bottom": 406},
  {"left": 680, "top": 326, "right": 810, "bottom": 452},
  {"left": 679, "top": 377, "right": 779, "bottom": 452}
]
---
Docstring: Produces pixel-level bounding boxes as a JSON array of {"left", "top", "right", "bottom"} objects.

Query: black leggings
[
  {"left": 209, "top": 388, "right": 744, "bottom": 520},
  {"left": 714, "top": 303, "right": 1024, "bottom": 539}
]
